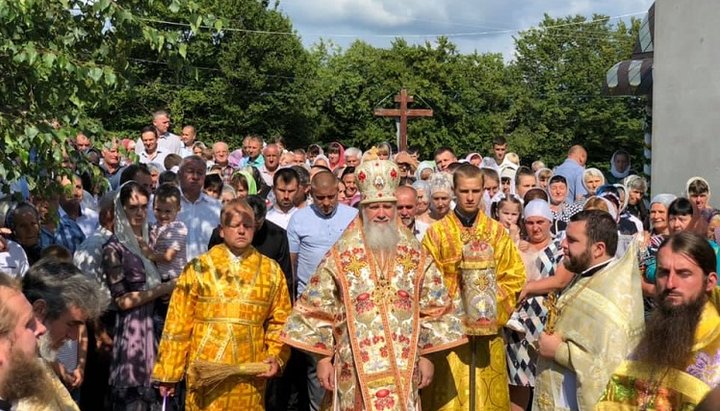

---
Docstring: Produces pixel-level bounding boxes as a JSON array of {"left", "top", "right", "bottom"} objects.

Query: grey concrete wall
[{"left": 652, "top": 0, "right": 720, "bottom": 198}]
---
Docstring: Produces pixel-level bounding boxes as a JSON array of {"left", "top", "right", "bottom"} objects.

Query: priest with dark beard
[{"left": 597, "top": 232, "right": 720, "bottom": 410}]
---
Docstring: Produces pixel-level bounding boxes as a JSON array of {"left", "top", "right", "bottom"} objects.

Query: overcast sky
[{"left": 278, "top": 0, "right": 654, "bottom": 60}]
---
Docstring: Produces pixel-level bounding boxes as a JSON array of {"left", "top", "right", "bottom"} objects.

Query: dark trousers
[{"left": 265, "top": 348, "right": 309, "bottom": 411}]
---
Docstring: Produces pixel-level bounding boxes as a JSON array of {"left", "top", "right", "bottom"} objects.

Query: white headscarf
[
  {"left": 610, "top": 150, "right": 631, "bottom": 180},
  {"left": 686, "top": 176, "right": 712, "bottom": 203},
  {"left": 650, "top": 193, "right": 677, "bottom": 209},
  {"left": 524, "top": 199, "right": 554, "bottom": 222},
  {"left": 500, "top": 165, "right": 517, "bottom": 196},
  {"left": 429, "top": 172, "right": 453, "bottom": 196},
  {"left": 114, "top": 182, "right": 161, "bottom": 289},
  {"left": 582, "top": 168, "right": 606, "bottom": 193}
]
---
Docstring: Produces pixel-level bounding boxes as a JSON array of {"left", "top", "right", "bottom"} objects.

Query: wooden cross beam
[{"left": 373, "top": 88, "right": 433, "bottom": 152}]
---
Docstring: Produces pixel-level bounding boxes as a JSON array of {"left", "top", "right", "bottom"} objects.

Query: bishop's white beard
[
  {"left": 363, "top": 213, "right": 401, "bottom": 253},
  {"left": 38, "top": 332, "right": 58, "bottom": 362}
]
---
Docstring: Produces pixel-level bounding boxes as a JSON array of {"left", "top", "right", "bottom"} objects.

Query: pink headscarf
[{"left": 328, "top": 142, "right": 345, "bottom": 172}]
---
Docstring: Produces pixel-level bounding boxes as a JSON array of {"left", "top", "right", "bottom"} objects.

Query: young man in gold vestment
[
  {"left": 153, "top": 198, "right": 291, "bottom": 411},
  {"left": 421, "top": 164, "right": 526, "bottom": 411}
]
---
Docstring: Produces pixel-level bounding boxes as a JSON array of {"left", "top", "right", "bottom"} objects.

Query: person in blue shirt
[
  {"left": 286, "top": 170, "right": 357, "bottom": 411},
  {"left": 553, "top": 145, "right": 587, "bottom": 203}
]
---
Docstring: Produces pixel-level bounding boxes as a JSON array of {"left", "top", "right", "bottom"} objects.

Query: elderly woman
[
  {"left": 624, "top": 175, "right": 649, "bottom": 229},
  {"left": 103, "top": 182, "right": 176, "bottom": 410},
  {"left": 5, "top": 202, "right": 43, "bottom": 267},
  {"left": 428, "top": 172, "right": 453, "bottom": 220},
  {"left": 503, "top": 200, "right": 572, "bottom": 411},
  {"left": 648, "top": 194, "right": 675, "bottom": 237},
  {"left": 637, "top": 194, "right": 677, "bottom": 314},
  {"left": 412, "top": 180, "right": 434, "bottom": 225},
  {"left": 415, "top": 161, "right": 435, "bottom": 181},
  {"left": 581, "top": 168, "right": 605, "bottom": 197}
]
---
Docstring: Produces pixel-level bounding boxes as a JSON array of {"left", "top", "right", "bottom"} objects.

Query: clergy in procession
[
  {"left": 597, "top": 232, "right": 720, "bottom": 410},
  {"left": 281, "top": 151, "right": 466, "bottom": 411},
  {"left": 152, "top": 198, "right": 292, "bottom": 410},
  {"left": 533, "top": 210, "right": 644, "bottom": 410},
  {"left": 421, "top": 163, "right": 526, "bottom": 411}
]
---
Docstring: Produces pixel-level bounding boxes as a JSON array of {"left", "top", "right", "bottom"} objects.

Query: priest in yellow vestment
[
  {"left": 282, "top": 156, "right": 467, "bottom": 411},
  {"left": 152, "top": 198, "right": 291, "bottom": 411},
  {"left": 596, "top": 232, "right": 720, "bottom": 410},
  {"left": 421, "top": 164, "right": 526, "bottom": 411},
  {"left": 533, "top": 210, "right": 644, "bottom": 411}
]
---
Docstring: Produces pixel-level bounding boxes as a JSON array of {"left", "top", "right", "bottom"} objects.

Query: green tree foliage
[
  {"left": 306, "top": 37, "right": 516, "bottom": 158},
  {"left": 508, "top": 14, "right": 646, "bottom": 170},
  {"left": 98, "top": 0, "right": 317, "bottom": 149},
  {"left": 3, "top": 1, "right": 646, "bottom": 190},
  {"left": 0, "top": 0, "right": 216, "bottom": 193},
  {"left": 303, "top": 16, "right": 643, "bottom": 165}
]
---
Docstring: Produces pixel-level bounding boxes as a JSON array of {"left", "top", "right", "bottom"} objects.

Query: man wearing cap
[
  {"left": 282, "top": 153, "right": 466, "bottom": 411},
  {"left": 421, "top": 163, "right": 526, "bottom": 411}
]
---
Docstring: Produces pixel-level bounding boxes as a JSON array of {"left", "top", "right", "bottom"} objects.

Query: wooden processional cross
[{"left": 373, "top": 88, "right": 433, "bottom": 152}]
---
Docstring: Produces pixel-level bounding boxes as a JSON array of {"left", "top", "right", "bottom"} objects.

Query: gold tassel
[
  {"left": 187, "top": 361, "right": 271, "bottom": 394},
  {"left": 543, "top": 292, "right": 559, "bottom": 334}
]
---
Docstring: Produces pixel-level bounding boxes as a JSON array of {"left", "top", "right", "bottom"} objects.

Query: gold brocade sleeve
[
  {"left": 152, "top": 258, "right": 200, "bottom": 383},
  {"left": 422, "top": 224, "right": 457, "bottom": 294},
  {"left": 417, "top": 257, "right": 468, "bottom": 355},
  {"left": 264, "top": 262, "right": 292, "bottom": 367},
  {"left": 489, "top": 226, "right": 526, "bottom": 327},
  {"left": 281, "top": 254, "right": 343, "bottom": 357}
]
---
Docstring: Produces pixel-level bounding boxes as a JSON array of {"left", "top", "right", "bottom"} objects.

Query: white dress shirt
[{"left": 178, "top": 192, "right": 221, "bottom": 261}]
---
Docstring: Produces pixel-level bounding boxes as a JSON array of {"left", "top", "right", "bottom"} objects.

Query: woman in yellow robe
[{"left": 152, "top": 200, "right": 291, "bottom": 411}]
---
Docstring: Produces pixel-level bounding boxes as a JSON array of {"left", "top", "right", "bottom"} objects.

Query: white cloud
[{"left": 278, "top": 0, "right": 654, "bottom": 58}]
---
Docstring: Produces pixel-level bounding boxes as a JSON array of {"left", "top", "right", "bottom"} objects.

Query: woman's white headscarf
[
  {"left": 115, "top": 182, "right": 161, "bottom": 289},
  {"left": 610, "top": 150, "right": 631, "bottom": 180},
  {"left": 650, "top": 193, "right": 677, "bottom": 209},
  {"left": 582, "top": 168, "right": 606, "bottom": 193},
  {"left": 686, "top": 176, "right": 712, "bottom": 203}
]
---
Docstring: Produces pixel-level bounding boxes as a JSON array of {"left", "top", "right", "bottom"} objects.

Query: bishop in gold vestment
[
  {"left": 421, "top": 210, "right": 526, "bottom": 410},
  {"left": 152, "top": 244, "right": 291, "bottom": 410},
  {"left": 281, "top": 218, "right": 466, "bottom": 411}
]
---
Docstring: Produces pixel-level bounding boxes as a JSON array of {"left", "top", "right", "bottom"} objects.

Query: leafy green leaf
[{"left": 88, "top": 67, "right": 103, "bottom": 82}]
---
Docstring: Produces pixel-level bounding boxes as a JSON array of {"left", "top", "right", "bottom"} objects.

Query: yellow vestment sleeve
[{"left": 152, "top": 258, "right": 200, "bottom": 383}]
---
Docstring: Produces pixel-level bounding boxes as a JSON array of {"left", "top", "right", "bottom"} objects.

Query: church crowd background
[{"left": 0, "top": 108, "right": 720, "bottom": 411}]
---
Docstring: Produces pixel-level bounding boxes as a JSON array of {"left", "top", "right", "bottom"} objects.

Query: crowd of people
[{"left": 0, "top": 109, "right": 720, "bottom": 411}]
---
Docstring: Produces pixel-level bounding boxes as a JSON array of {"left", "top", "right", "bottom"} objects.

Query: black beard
[
  {"left": 634, "top": 292, "right": 706, "bottom": 369},
  {"left": 563, "top": 248, "right": 592, "bottom": 274}
]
